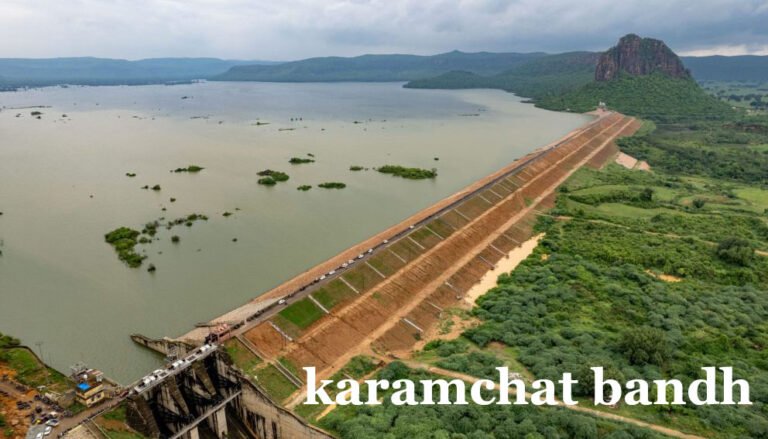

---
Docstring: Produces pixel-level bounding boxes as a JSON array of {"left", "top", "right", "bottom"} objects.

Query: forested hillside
[
  {"left": 214, "top": 51, "right": 544, "bottom": 82},
  {"left": 536, "top": 73, "right": 732, "bottom": 121},
  {"left": 404, "top": 52, "right": 598, "bottom": 99}
]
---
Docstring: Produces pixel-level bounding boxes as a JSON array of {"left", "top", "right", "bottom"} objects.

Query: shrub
[
  {"left": 377, "top": 165, "right": 437, "bottom": 180},
  {"left": 717, "top": 237, "right": 755, "bottom": 266},
  {"left": 172, "top": 165, "right": 204, "bottom": 173},
  {"left": 318, "top": 182, "right": 346, "bottom": 189},
  {"left": 289, "top": 157, "right": 314, "bottom": 164}
]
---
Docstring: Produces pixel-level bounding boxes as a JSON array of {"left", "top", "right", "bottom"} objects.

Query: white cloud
[{"left": 0, "top": 0, "right": 766, "bottom": 59}]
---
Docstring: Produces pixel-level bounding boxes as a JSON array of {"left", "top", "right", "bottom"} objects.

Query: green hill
[
  {"left": 213, "top": 51, "right": 544, "bottom": 82},
  {"left": 537, "top": 73, "right": 733, "bottom": 121},
  {"left": 404, "top": 52, "right": 598, "bottom": 98}
]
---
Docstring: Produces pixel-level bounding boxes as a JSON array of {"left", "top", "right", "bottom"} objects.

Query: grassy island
[
  {"left": 318, "top": 182, "right": 346, "bottom": 189},
  {"left": 377, "top": 165, "right": 437, "bottom": 179},
  {"left": 104, "top": 227, "right": 145, "bottom": 267},
  {"left": 289, "top": 157, "right": 315, "bottom": 164},
  {"left": 172, "top": 165, "right": 204, "bottom": 173},
  {"left": 257, "top": 169, "right": 290, "bottom": 185}
]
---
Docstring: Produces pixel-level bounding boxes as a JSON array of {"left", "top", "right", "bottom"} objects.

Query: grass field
[
  {"left": 224, "top": 339, "right": 262, "bottom": 375},
  {"left": 312, "top": 279, "right": 357, "bottom": 309},
  {"left": 276, "top": 298, "right": 325, "bottom": 329},
  {"left": 254, "top": 364, "right": 299, "bottom": 402},
  {"left": 1, "top": 348, "right": 69, "bottom": 391}
]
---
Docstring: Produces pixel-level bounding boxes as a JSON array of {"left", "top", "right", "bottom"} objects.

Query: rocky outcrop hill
[{"left": 595, "top": 34, "right": 690, "bottom": 81}]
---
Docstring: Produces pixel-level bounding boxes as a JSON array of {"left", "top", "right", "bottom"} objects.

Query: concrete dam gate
[{"left": 124, "top": 348, "right": 331, "bottom": 439}]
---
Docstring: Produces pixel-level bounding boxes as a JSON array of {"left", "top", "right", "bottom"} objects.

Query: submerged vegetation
[
  {"left": 377, "top": 165, "right": 437, "bottom": 180},
  {"left": 289, "top": 157, "right": 315, "bottom": 164},
  {"left": 349, "top": 165, "right": 365, "bottom": 171},
  {"left": 297, "top": 185, "right": 312, "bottom": 191},
  {"left": 104, "top": 227, "right": 145, "bottom": 267},
  {"left": 257, "top": 169, "right": 290, "bottom": 185},
  {"left": 318, "top": 182, "right": 346, "bottom": 189},
  {"left": 104, "top": 213, "right": 209, "bottom": 268},
  {"left": 172, "top": 165, "right": 204, "bottom": 173}
]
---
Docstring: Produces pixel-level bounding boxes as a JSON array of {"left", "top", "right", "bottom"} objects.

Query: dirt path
[
  {"left": 283, "top": 116, "right": 636, "bottom": 407},
  {"left": 463, "top": 233, "right": 544, "bottom": 304},
  {"left": 400, "top": 360, "right": 706, "bottom": 439}
]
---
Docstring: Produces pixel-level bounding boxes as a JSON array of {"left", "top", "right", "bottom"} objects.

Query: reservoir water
[{"left": 0, "top": 82, "right": 590, "bottom": 383}]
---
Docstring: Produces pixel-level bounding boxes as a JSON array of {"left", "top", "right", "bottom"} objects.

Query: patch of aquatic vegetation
[
  {"left": 172, "top": 165, "right": 204, "bottom": 173},
  {"left": 257, "top": 169, "right": 290, "bottom": 185},
  {"left": 104, "top": 227, "right": 145, "bottom": 268},
  {"left": 289, "top": 157, "right": 315, "bottom": 164},
  {"left": 349, "top": 165, "right": 365, "bottom": 171},
  {"left": 318, "top": 182, "right": 346, "bottom": 189},
  {"left": 377, "top": 165, "right": 437, "bottom": 180},
  {"left": 297, "top": 185, "right": 312, "bottom": 191},
  {"left": 104, "top": 213, "right": 209, "bottom": 269}
]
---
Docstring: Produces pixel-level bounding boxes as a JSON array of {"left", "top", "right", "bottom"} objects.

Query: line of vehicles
[
  {"left": 278, "top": 248, "right": 377, "bottom": 306},
  {"left": 130, "top": 344, "right": 217, "bottom": 395}
]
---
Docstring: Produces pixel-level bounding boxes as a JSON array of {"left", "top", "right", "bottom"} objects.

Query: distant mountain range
[
  {"left": 211, "top": 51, "right": 545, "bottom": 82},
  {"left": 0, "top": 57, "right": 275, "bottom": 87},
  {"left": 0, "top": 50, "right": 766, "bottom": 89}
]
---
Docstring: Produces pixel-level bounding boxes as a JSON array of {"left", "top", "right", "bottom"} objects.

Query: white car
[
  {"left": 319, "top": 275, "right": 326, "bottom": 281},
  {"left": 358, "top": 254, "right": 364, "bottom": 259},
  {"left": 367, "top": 249, "right": 373, "bottom": 254},
  {"left": 383, "top": 239, "right": 389, "bottom": 244},
  {"left": 409, "top": 225, "right": 415, "bottom": 229},
  {"left": 328, "top": 270, "right": 336, "bottom": 275},
  {"left": 35, "top": 433, "right": 43, "bottom": 439},
  {"left": 278, "top": 299, "right": 286, "bottom": 305},
  {"left": 169, "top": 360, "right": 184, "bottom": 369},
  {"left": 45, "top": 420, "right": 59, "bottom": 427},
  {"left": 44, "top": 427, "right": 52, "bottom": 436},
  {"left": 341, "top": 263, "right": 348, "bottom": 268}
]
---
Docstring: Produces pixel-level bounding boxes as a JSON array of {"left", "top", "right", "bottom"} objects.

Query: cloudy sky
[{"left": 2, "top": 0, "right": 768, "bottom": 60}]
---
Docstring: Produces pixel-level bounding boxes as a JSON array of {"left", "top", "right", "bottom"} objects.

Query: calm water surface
[{"left": 0, "top": 82, "right": 590, "bottom": 382}]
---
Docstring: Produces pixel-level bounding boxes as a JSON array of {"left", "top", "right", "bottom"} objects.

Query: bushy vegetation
[
  {"left": 257, "top": 169, "right": 290, "bottom": 185},
  {"left": 349, "top": 165, "right": 365, "bottom": 171},
  {"left": 0, "top": 332, "right": 21, "bottom": 349},
  {"left": 618, "top": 118, "right": 768, "bottom": 184},
  {"left": 405, "top": 52, "right": 599, "bottom": 99},
  {"left": 289, "top": 157, "right": 315, "bottom": 164},
  {"left": 172, "top": 165, "right": 204, "bottom": 173},
  {"left": 104, "top": 227, "right": 145, "bottom": 267},
  {"left": 537, "top": 73, "right": 733, "bottom": 121},
  {"left": 318, "top": 182, "right": 347, "bottom": 189},
  {"left": 458, "top": 148, "right": 768, "bottom": 436},
  {"left": 297, "top": 185, "right": 312, "bottom": 191},
  {"left": 320, "top": 362, "right": 668, "bottom": 439},
  {"left": 378, "top": 165, "right": 437, "bottom": 180}
]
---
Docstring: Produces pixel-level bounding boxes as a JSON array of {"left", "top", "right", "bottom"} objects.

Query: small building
[{"left": 71, "top": 365, "right": 106, "bottom": 407}]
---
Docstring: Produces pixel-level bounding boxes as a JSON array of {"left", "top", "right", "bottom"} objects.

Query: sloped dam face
[{"left": 188, "top": 112, "right": 639, "bottom": 407}]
